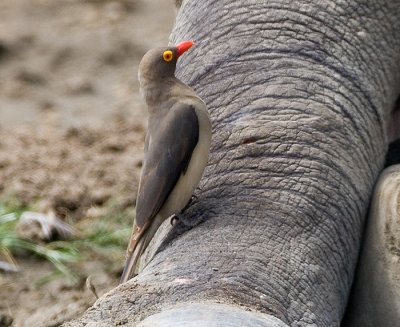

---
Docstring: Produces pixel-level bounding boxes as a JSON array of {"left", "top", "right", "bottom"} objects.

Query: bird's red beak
[{"left": 176, "top": 40, "right": 194, "bottom": 58}]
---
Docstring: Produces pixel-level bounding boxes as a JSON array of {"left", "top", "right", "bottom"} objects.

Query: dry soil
[{"left": 0, "top": 1, "right": 175, "bottom": 326}]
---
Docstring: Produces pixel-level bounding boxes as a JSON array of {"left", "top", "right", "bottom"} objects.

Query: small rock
[
  {"left": 0, "top": 261, "right": 19, "bottom": 273},
  {"left": 16, "top": 211, "right": 75, "bottom": 242}
]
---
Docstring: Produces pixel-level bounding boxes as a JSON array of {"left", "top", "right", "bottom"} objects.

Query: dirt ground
[{"left": 0, "top": 0, "right": 175, "bottom": 326}]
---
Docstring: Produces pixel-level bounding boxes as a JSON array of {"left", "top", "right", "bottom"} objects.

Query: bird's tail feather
[
  {"left": 119, "top": 226, "right": 148, "bottom": 284},
  {"left": 120, "top": 214, "right": 165, "bottom": 284}
]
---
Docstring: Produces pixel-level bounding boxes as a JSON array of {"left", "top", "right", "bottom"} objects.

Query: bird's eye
[{"left": 163, "top": 50, "right": 174, "bottom": 62}]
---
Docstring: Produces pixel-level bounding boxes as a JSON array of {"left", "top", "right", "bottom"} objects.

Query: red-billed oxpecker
[{"left": 120, "top": 41, "right": 211, "bottom": 283}]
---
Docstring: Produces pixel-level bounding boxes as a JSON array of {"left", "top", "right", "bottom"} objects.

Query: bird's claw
[
  {"left": 170, "top": 214, "right": 180, "bottom": 226},
  {"left": 169, "top": 193, "right": 201, "bottom": 226},
  {"left": 188, "top": 194, "right": 198, "bottom": 205},
  {"left": 182, "top": 194, "right": 198, "bottom": 213}
]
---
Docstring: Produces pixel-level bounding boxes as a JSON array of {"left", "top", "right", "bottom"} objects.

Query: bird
[{"left": 120, "top": 40, "right": 212, "bottom": 283}]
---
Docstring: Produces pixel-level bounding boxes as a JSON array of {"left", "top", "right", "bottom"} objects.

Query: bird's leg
[{"left": 170, "top": 190, "right": 203, "bottom": 226}]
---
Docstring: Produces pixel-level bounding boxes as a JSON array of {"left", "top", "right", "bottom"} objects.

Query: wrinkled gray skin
[{"left": 64, "top": 1, "right": 400, "bottom": 326}]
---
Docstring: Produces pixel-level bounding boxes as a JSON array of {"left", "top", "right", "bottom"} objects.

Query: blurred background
[{"left": 0, "top": 1, "right": 174, "bottom": 326}]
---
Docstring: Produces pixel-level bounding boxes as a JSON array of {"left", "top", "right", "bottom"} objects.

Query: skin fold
[{"left": 64, "top": 1, "right": 400, "bottom": 326}]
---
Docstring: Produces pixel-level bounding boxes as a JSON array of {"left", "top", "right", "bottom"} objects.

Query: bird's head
[{"left": 138, "top": 40, "right": 194, "bottom": 86}]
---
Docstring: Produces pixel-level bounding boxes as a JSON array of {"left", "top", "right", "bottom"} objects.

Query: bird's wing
[{"left": 135, "top": 102, "right": 199, "bottom": 228}]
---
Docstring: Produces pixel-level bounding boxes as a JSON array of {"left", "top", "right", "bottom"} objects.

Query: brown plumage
[{"left": 120, "top": 41, "right": 211, "bottom": 283}]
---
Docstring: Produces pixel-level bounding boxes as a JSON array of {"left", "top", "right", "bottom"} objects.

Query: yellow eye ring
[{"left": 163, "top": 50, "right": 174, "bottom": 62}]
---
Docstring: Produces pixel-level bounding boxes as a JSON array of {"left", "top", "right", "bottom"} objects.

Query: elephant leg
[
  {"left": 342, "top": 165, "right": 400, "bottom": 326},
  {"left": 64, "top": 1, "right": 400, "bottom": 326}
]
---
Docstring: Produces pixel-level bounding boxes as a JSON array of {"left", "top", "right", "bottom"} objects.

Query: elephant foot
[{"left": 137, "top": 303, "right": 289, "bottom": 327}]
